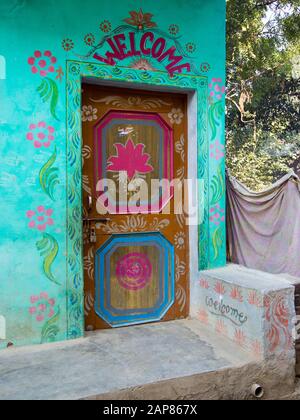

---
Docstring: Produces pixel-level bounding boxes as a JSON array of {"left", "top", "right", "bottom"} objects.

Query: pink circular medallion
[{"left": 116, "top": 253, "right": 152, "bottom": 291}]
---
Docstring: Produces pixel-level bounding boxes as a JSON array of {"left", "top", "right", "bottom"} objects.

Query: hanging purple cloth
[{"left": 227, "top": 171, "right": 300, "bottom": 278}]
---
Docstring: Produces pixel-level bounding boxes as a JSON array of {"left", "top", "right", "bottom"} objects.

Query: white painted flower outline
[
  {"left": 174, "top": 232, "right": 185, "bottom": 249},
  {"left": 168, "top": 108, "right": 184, "bottom": 125},
  {"left": 81, "top": 105, "right": 98, "bottom": 122}
]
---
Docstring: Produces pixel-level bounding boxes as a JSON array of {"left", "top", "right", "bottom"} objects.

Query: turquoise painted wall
[{"left": 0, "top": 0, "right": 226, "bottom": 348}]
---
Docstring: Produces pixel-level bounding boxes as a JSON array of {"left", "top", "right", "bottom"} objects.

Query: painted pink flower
[
  {"left": 210, "top": 139, "right": 225, "bottom": 161},
  {"left": 214, "top": 281, "right": 226, "bottom": 295},
  {"left": 29, "top": 293, "right": 56, "bottom": 323},
  {"left": 26, "top": 206, "right": 54, "bottom": 231},
  {"left": 107, "top": 138, "right": 154, "bottom": 179},
  {"left": 30, "top": 295, "right": 40, "bottom": 304},
  {"left": 26, "top": 122, "right": 55, "bottom": 148},
  {"left": 230, "top": 286, "right": 243, "bottom": 303},
  {"left": 199, "top": 278, "right": 210, "bottom": 289},
  {"left": 29, "top": 307, "right": 37, "bottom": 315},
  {"left": 209, "top": 77, "right": 225, "bottom": 101},
  {"left": 28, "top": 50, "right": 57, "bottom": 77},
  {"left": 209, "top": 204, "right": 225, "bottom": 226}
]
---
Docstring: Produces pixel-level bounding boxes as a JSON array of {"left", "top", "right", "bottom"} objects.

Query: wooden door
[{"left": 82, "top": 84, "right": 189, "bottom": 330}]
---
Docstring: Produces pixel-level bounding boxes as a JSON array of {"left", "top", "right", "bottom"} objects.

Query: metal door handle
[{"left": 87, "top": 195, "right": 93, "bottom": 212}]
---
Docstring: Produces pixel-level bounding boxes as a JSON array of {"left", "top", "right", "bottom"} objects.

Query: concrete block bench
[{"left": 191, "top": 264, "right": 297, "bottom": 364}]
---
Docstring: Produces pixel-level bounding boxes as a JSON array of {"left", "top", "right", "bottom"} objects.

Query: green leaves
[
  {"left": 37, "top": 77, "right": 60, "bottom": 121},
  {"left": 41, "top": 307, "right": 60, "bottom": 343},
  {"left": 36, "top": 234, "right": 60, "bottom": 285},
  {"left": 226, "top": 0, "right": 300, "bottom": 189},
  {"left": 39, "top": 146, "right": 60, "bottom": 201}
]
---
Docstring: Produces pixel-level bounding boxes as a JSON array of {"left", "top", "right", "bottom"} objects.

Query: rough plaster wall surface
[{"left": 0, "top": 0, "right": 226, "bottom": 348}]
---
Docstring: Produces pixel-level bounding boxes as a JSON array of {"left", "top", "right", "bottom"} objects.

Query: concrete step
[{"left": 0, "top": 319, "right": 295, "bottom": 400}]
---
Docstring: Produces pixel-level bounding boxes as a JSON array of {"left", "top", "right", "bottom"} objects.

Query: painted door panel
[{"left": 82, "top": 84, "right": 189, "bottom": 330}]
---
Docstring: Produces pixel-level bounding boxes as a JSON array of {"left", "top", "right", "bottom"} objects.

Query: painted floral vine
[{"left": 28, "top": 50, "right": 63, "bottom": 121}]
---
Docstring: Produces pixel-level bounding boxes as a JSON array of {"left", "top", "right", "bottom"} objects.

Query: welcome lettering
[{"left": 93, "top": 31, "right": 191, "bottom": 76}]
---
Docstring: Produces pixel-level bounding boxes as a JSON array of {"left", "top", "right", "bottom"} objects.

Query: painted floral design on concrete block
[
  {"left": 215, "top": 319, "right": 228, "bottom": 336},
  {"left": 230, "top": 286, "right": 243, "bottom": 303},
  {"left": 248, "top": 290, "right": 263, "bottom": 307},
  {"left": 199, "top": 278, "right": 209, "bottom": 289},
  {"left": 26, "top": 122, "right": 55, "bottom": 149},
  {"left": 265, "top": 292, "right": 293, "bottom": 354},
  {"left": 251, "top": 339, "right": 263, "bottom": 359},
  {"left": 234, "top": 329, "right": 246, "bottom": 347},
  {"left": 26, "top": 206, "right": 54, "bottom": 231},
  {"left": 214, "top": 281, "right": 226, "bottom": 295},
  {"left": 198, "top": 309, "right": 209, "bottom": 324}
]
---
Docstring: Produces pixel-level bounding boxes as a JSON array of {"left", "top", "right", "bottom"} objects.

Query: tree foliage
[{"left": 226, "top": 0, "right": 300, "bottom": 190}]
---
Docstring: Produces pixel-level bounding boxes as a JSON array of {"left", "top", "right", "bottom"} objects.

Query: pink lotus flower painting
[{"left": 107, "top": 138, "right": 154, "bottom": 179}]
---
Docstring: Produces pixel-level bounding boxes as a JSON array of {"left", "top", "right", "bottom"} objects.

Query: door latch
[{"left": 89, "top": 226, "right": 97, "bottom": 243}]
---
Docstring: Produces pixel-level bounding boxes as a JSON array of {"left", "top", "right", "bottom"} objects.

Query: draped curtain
[{"left": 227, "top": 171, "right": 300, "bottom": 278}]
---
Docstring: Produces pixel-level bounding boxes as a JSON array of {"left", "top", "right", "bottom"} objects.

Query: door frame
[{"left": 66, "top": 60, "right": 209, "bottom": 339}]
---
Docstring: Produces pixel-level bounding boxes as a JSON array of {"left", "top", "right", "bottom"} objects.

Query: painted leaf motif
[
  {"left": 209, "top": 100, "right": 224, "bottom": 141},
  {"left": 107, "top": 138, "right": 153, "bottom": 179},
  {"left": 41, "top": 307, "right": 60, "bottom": 344},
  {"left": 36, "top": 234, "right": 60, "bottom": 285},
  {"left": 37, "top": 77, "right": 60, "bottom": 121},
  {"left": 212, "top": 226, "right": 224, "bottom": 261},
  {"left": 39, "top": 146, "right": 60, "bottom": 201},
  {"left": 210, "top": 164, "right": 225, "bottom": 206}
]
